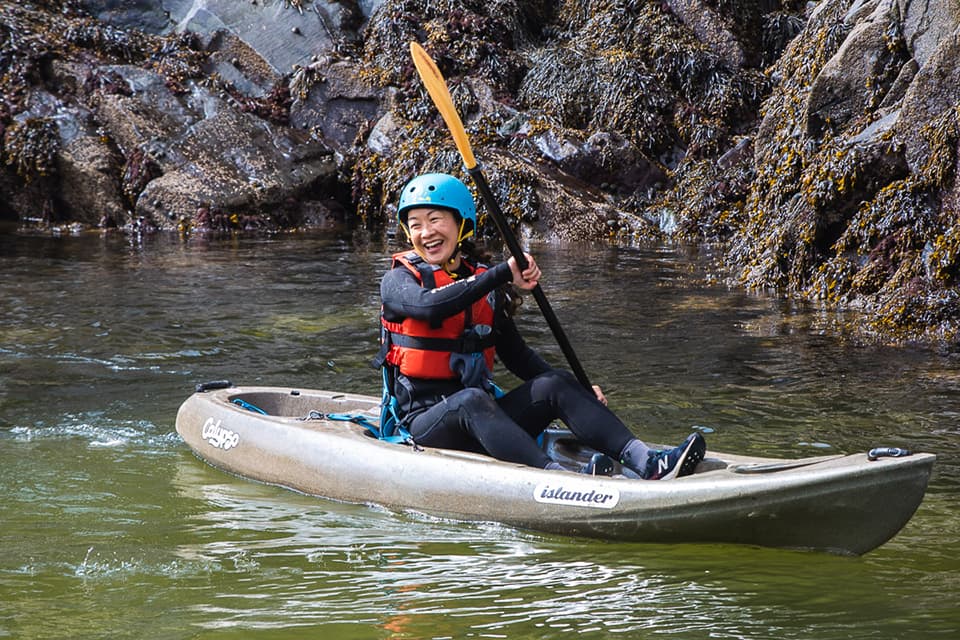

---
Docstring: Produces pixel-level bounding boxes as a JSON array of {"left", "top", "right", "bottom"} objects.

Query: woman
[{"left": 377, "top": 173, "right": 705, "bottom": 479}]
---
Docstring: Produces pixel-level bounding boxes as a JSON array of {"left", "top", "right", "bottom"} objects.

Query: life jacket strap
[
  {"left": 376, "top": 364, "right": 411, "bottom": 443},
  {"left": 386, "top": 331, "right": 496, "bottom": 354}
]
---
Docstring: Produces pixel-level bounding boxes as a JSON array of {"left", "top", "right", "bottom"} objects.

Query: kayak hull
[{"left": 175, "top": 386, "right": 935, "bottom": 555}]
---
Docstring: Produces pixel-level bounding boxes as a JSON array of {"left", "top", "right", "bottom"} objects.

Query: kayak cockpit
[{"left": 225, "top": 388, "right": 381, "bottom": 421}]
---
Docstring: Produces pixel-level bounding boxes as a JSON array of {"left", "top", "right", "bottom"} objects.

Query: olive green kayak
[{"left": 175, "top": 384, "right": 935, "bottom": 555}]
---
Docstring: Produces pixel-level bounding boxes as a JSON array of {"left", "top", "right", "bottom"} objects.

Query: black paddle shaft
[{"left": 467, "top": 166, "right": 593, "bottom": 391}]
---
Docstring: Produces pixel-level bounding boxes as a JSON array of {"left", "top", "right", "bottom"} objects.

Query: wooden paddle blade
[{"left": 409, "top": 41, "right": 478, "bottom": 170}]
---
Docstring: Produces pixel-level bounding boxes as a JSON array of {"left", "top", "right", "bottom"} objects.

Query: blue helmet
[{"left": 397, "top": 173, "right": 476, "bottom": 241}]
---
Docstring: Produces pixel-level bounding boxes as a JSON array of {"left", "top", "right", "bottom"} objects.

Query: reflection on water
[{"left": 1, "top": 231, "right": 958, "bottom": 639}]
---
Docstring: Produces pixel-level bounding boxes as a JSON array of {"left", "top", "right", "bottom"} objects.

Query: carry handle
[{"left": 867, "top": 447, "right": 912, "bottom": 461}]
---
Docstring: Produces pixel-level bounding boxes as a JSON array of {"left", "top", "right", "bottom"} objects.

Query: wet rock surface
[{"left": 1, "top": 0, "right": 957, "bottom": 343}]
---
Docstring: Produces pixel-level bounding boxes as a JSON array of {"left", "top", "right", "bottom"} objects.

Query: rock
[
  {"left": 849, "top": 109, "right": 900, "bottom": 144},
  {"left": 161, "top": 0, "right": 364, "bottom": 74},
  {"left": 898, "top": 0, "right": 960, "bottom": 67},
  {"left": 57, "top": 134, "right": 128, "bottom": 227},
  {"left": 87, "top": 62, "right": 336, "bottom": 229},
  {"left": 482, "top": 150, "right": 619, "bottom": 242},
  {"left": 85, "top": 0, "right": 367, "bottom": 101},
  {"left": 78, "top": 0, "right": 172, "bottom": 33},
  {"left": 92, "top": 67, "right": 199, "bottom": 161},
  {"left": 5, "top": 0, "right": 960, "bottom": 342},
  {"left": 205, "top": 31, "right": 281, "bottom": 99},
  {"left": 804, "top": 0, "right": 908, "bottom": 138},
  {"left": 132, "top": 101, "right": 336, "bottom": 227},
  {"left": 878, "top": 59, "right": 919, "bottom": 110},
  {"left": 561, "top": 130, "right": 666, "bottom": 196},
  {"left": 366, "top": 110, "right": 402, "bottom": 156},
  {"left": 717, "top": 136, "right": 753, "bottom": 169},
  {"left": 662, "top": 0, "right": 747, "bottom": 68},
  {"left": 720, "top": 0, "right": 960, "bottom": 341},
  {"left": 289, "top": 60, "right": 381, "bottom": 154},
  {"left": 893, "top": 30, "right": 960, "bottom": 173},
  {"left": 1, "top": 67, "right": 127, "bottom": 226},
  {"left": 530, "top": 129, "right": 581, "bottom": 166}
]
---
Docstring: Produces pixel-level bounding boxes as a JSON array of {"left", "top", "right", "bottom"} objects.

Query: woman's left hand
[{"left": 592, "top": 385, "right": 608, "bottom": 406}]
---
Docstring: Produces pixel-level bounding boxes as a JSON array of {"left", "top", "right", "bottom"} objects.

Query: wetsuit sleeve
[
  {"left": 381, "top": 261, "right": 513, "bottom": 323},
  {"left": 495, "top": 312, "right": 554, "bottom": 380}
]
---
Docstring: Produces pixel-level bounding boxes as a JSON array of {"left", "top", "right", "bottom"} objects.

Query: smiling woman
[
  {"left": 397, "top": 172, "right": 478, "bottom": 268},
  {"left": 376, "top": 172, "right": 705, "bottom": 480},
  {"left": 406, "top": 207, "right": 464, "bottom": 266}
]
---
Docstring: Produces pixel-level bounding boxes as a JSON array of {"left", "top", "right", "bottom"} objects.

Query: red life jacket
[{"left": 381, "top": 252, "right": 496, "bottom": 380}]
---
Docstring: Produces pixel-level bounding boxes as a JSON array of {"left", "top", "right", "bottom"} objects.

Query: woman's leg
[
  {"left": 407, "top": 388, "right": 552, "bottom": 467},
  {"left": 497, "top": 370, "right": 706, "bottom": 479},
  {"left": 496, "top": 369, "right": 639, "bottom": 459}
]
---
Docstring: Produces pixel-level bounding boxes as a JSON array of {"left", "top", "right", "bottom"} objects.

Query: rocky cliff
[{"left": 1, "top": 0, "right": 956, "bottom": 342}]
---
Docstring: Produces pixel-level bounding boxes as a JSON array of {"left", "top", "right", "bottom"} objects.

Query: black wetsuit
[{"left": 380, "top": 258, "right": 638, "bottom": 468}]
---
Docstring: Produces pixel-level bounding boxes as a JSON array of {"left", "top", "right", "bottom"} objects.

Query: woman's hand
[
  {"left": 507, "top": 253, "right": 541, "bottom": 290},
  {"left": 592, "top": 385, "right": 608, "bottom": 406}
]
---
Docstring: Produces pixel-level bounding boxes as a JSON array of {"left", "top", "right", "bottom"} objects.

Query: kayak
[{"left": 174, "top": 384, "right": 935, "bottom": 555}]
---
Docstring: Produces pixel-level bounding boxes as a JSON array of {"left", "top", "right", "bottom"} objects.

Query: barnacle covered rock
[
  {"left": 662, "top": 0, "right": 747, "bottom": 69},
  {"left": 700, "top": 0, "right": 960, "bottom": 343},
  {"left": 3, "top": 118, "right": 59, "bottom": 180},
  {"left": 83, "top": 0, "right": 366, "bottom": 76},
  {"left": 803, "top": 0, "right": 908, "bottom": 138},
  {"left": 289, "top": 59, "right": 381, "bottom": 154},
  {"left": 360, "top": 0, "right": 539, "bottom": 92},
  {"left": 1, "top": 2, "right": 341, "bottom": 231},
  {"left": 350, "top": 0, "right": 775, "bottom": 243}
]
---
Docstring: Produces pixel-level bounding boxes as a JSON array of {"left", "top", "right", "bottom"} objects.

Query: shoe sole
[{"left": 661, "top": 434, "right": 706, "bottom": 480}]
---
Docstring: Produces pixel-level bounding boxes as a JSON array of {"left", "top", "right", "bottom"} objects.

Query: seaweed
[
  {"left": 0, "top": 4, "right": 207, "bottom": 108},
  {"left": 3, "top": 117, "right": 59, "bottom": 181}
]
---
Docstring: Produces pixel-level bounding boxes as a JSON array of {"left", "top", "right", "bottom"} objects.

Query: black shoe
[
  {"left": 643, "top": 433, "right": 706, "bottom": 480},
  {"left": 581, "top": 452, "right": 615, "bottom": 476}
]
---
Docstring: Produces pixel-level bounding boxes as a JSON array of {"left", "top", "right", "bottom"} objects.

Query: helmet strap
[
  {"left": 456, "top": 218, "right": 474, "bottom": 244},
  {"left": 443, "top": 252, "right": 461, "bottom": 277},
  {"left": 398, "top": 222, "right": 412, "bottom": 243}
]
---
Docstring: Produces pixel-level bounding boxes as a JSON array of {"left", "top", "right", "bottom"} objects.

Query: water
[{"left": 1, "top": 230, "right": 958, "bottom": 639}]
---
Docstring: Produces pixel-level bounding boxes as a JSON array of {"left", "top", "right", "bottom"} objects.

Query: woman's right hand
[{"left": 507, "top": 253, "right": 541, "bottom": 290}]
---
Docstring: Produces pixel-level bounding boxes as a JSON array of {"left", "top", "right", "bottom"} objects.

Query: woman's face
[{"left": 405, "top": 207, "right": 461, "bottom": 266}]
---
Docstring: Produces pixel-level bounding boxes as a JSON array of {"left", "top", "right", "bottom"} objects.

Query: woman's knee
[
  {"left": 454, "top": 387, "right": 498, "bottom": 411},
  {"left": 535, "top": 369, "right": 579, "bottom": 395}
]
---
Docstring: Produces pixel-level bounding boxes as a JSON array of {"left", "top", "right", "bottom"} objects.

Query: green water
[{"left": 1, "top": 231, "right": 957, "bottom": 639}]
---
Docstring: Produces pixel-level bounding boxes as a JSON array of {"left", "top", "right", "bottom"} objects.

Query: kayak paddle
[{"left": 409, "top": 41, "right": 593, "bottom": 391}]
